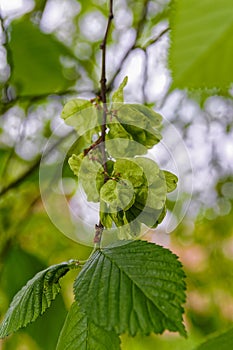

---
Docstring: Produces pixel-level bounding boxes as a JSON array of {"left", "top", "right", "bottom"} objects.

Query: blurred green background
[{"left": 0, "top": 0, "right": 233, "bottom": 349}]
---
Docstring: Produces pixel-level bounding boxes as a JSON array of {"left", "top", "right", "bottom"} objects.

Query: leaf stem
[{"left": 94, "top": 0, "right": 114, "bottom": 244}]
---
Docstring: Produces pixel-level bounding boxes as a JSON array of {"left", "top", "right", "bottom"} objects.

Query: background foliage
[{"left": 0, "top": 0, "right": 233, "bottom": 349}]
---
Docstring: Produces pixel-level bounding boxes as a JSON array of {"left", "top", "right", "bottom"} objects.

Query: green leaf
[
  {"left": 100, "top": 202, "right": 113, "bottom": 229},
  {"left": 134, "top": 157, "right": 160, "bottom": 185},
  {"left": 163, "top": 170, "right": 178, "bottom": 193},
  {"left": 79, "top": 156, "right": 104, "bottom": 202},
  {"left": 68, "top": 154, "right": 84, "bottom": 177},
  {"left": 128, "top": 204, "right": 165, "bottom": 229},
  {"left": 112, "top": 76, "right": 128, "bottom": 106},
  {"left": 146, "top": 172, "right": 167, "bottom": 210},
  {"left": 56, "top": 302, "right": 121, "bottom": 350},
  {"left": 74, "top": 240, "right": 186, "bottom": 337},
  {"left": 195, "top": 327, "right": 233, "bottom": 350},
  {"left": 117, "top": 104, "right": 162, "bottom": 129},
  {"left": 123, "top": 124, "right": 161, "bottom": 149},
  {"left": 61, "top": 99, "right": 98, "bottom": 135},
  {"left": 169, "top": 0, "right": 233, "bottom": 89},
  {"left": 100, "top": 179, "right": 135, "bottom": 211},
  {"left": 117, "top": 104, "right": 150, "bottom": 129},
  {"left": 128, "top": 104, "right": 162, "bottom": 128},
  {"left": 135, "top": 170, "right": 167, "bottom": 211},
  {"left": 27, "top": 295, "right": 67, "bottom": 350},
  {"left": 9, "top": 18, "right": 76, "bottom": 96},
  {"left": 113, "top": 158, "right": 145, "bottom": 188},
  {"left": 106, "top": 122, "right": 147, "bottom": 157},
  {"left": 118, "top": 219, "right": 141, "bottom": 239},
  {"left": 0, "top": 261, "right": 76, "bottom": 338}
]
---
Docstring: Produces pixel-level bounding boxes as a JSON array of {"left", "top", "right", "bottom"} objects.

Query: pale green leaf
[
  {"left": 56, "top": 302, "right": 121, "bottom": 350},
  {"left": 112, "top": 76, "right": 128, "bottom": 106},
  {"left": 117, "top": 104, "right": 151, "bottom": 129},
  {"left": 163, "top": 170, "right": 178, "bottom": 193},
  {"left": 123, "top": 124, "right": 162, "bottom": 149},
  {"left": 106, "top": 121, "right": 147, "bottom": 157},
  {"left": 61, "top": 99, "right": 98, "bottom": 134},
  {"left": 117, "top": 104, "right": 162, "bottom": 129},
  {"left": 169, "top": 0, "right": 233, "bottom": 89},
  {"left": 74, "top": 240, "right": 186, "bottom": 337},
  {"left": 68, "top": 154, "right": 84, "bottom": 177},
  {"left": 0, "top": 261, "right": 76, "bottom": 338},
  {"left": 129, "top": 104, "right": 162, "bottom": 128},
  {"left": 146, "top": 171, "right": 167, "bottom": 210},
  {"left": 135, "top": 170, "right": 167, "bottom": 210},
  {"left": 100, "top": 179, "right": 135, "bottom": 211},
  {"left": 79, "top": 156, "right": 104, "bottom": 202},
  {"left": 113, "top": 158, "right": 145, "bottom": 188},
  {"left": 196, "top": 327, "right": 233, "bottom": 350},
  {"left": 134, "top": 157, "right": 160, "bottom": 185},
  {"left": 118, "top": 220, "right": 141, "bottom": 239}
]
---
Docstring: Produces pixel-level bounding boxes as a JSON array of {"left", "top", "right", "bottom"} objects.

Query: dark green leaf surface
[
  {"left": 74, "top": 240, "right": 186, "bottom": 336},
  {"left": 0, "top": 261, "right": 75, "bottom": 338},
  {"left": 9, "top": 19, "right": 76, "bottom": 96},
  {"left": 56, "top": 302, "right": 121, "bottom": 350}
]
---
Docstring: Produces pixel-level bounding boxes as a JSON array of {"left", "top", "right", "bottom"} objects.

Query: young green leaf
[
  {"left": 74, "top": 240, "right": 186, "bottom": 337},
  {"left": 135, "top": 170, "right": 167, "bottom": 210},
  {"left": 123, "top": 124, "right": 162, "bottom": 149},
  {"left": 113, "top": 158, "right": 145, "bottom": 188},
  {"left": 118, "top": 219, "right": 141, "bottom": 239},
  {"left": 163, "top": 170, "right": 178, "bottom": 193},
  {"left": 112, "top": 76, "right": 128, "bottom": 106},
  {"left": 129, "top": 104, "right": 162, "bottom": 128},
  {"left": 134, "top": 157, "right": 160, "bottom": 185},
  {"left": 0, "top": 261, "right": 77, "bottom": 338},
  {"left": 117, "top": 104, "right": 162, "bottom": 128},
  {"left": 61, "top": 99, "right": 98, "bottom": 135},
  {"left": 68, "top": 153, "right": 84, "bottom": 177},
  {"left": 100, "top": 179, "right": 135, "bottom": 212},
  {"left": 79, "top": 156, "right": 105, "bottom": 202},
  {"left": 56, "top": 302, "right": 121, "bottom": 350}
]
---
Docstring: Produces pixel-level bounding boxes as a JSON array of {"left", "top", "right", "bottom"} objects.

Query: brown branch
[
  {"left": 94, "top": 0, "right": 114, "bottom": 244},
  {"left": 83, "top": 135, "right": 102, "bottom": 156}
]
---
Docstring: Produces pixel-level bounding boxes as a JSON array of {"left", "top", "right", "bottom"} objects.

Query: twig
[
  {"left": 106, "top": 0, "right": 150, "bottom": 92},
  {"left": 94, "top": 0, "right": 114, "bottom": 244},
  {"left": 141, "top": 27, "right": 170, "bottom": 50}
]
